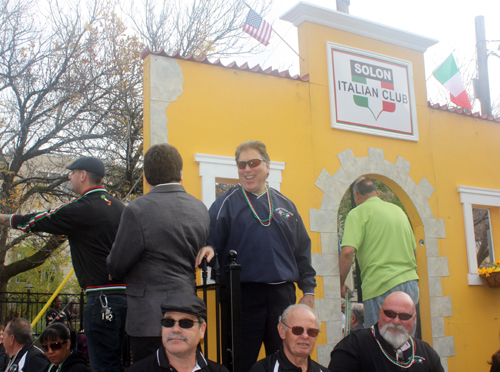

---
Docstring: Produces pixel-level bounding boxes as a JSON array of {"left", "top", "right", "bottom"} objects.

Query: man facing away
[
  {"left": 107, "top": 143, "right": 211, "bottom": 362},
  {"left": 250, "top": 304, "right": 330, "bottom": 372},
  {"left": 3, "top": 318, "right": 49, "bottom": 372},
  {"left": 328, "top": 292, "right": 444, "bottom": 372},
  {"left": 0, "top": 157, "right": 126, "bottom": 372},
  {"left": 205, "top": 140, "right": 316, "bottom": 372},
  {"left": 350, "top": 303, "right": 364, "bottom": 331},
  {"left": 126, "top": 293, "right": 229, "bottom": 372},
  {"left": 339, "top": 178, "right": 419, "bottom": 329}
]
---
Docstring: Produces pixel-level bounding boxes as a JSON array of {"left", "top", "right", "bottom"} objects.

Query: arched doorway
[{"left": 310, "top": 148, "right": 454, "bottom": 369}]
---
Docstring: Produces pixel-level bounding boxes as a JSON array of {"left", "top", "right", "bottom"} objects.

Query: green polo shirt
[{"left": 341, "top": 197, "right": 418, "bottom": 300}]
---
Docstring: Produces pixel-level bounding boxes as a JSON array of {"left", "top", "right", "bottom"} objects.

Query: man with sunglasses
[
  {"left": 339, "top": 178, "right": 419, "bottom": 331},
  {"left": 3, "top": 318, "right": 49, "bottom": 372},
  {"left": 126, "top": 293, "right": 228, "bottom": 372},
  {"left": 250, "top": 304, "right": 330, "bottom": 372},
  {"left": 205, "top": 140, "right": 316, "bottom": 372},
  {"left": 328, "top": 292, "right": 444, "bottom": 372},
  {"left": 0, "top": 157, "right": 126, "bottom": 372}
]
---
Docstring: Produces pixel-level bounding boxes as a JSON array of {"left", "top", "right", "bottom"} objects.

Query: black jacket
[
  {"left": 38, "top": 350, "right": 90, "bottom": 372},
  {"left": 0, "top": 344, "right": 9, "bottom": 371},
  {"left": 6, "top": 343, "right": 49, "bottom": 372},
  {"left": 11, "top": 186, "right": 125, "bottom": 290},
  {"left": 250, "top": 349, "right": 330, "bottom": 372},
  {"left": 126, "top": 348, "right": 228, "bottom": 372},
  {"left": 329, "top": 323, "right": 444, "bottom": 372}
]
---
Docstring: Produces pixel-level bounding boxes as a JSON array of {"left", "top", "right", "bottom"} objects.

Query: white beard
[{"left": 379, "top": 323, "right": 410, "bottom": 349}]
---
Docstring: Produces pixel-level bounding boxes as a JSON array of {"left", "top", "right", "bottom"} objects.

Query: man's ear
[
  {"left": 199, "top": 322, "right": 207, "bottom": 340},
  {"left": 277, "top": 322, "right": 286, "bottom": 341}
]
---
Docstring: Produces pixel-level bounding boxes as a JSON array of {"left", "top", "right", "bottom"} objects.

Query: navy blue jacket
[{"left": 207, "top": 185, "right": 316, "bottom": 294}]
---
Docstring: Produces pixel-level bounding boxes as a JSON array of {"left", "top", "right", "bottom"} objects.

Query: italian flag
[{"left": 433, "top": 54, "right": 472, "bottom": 110}]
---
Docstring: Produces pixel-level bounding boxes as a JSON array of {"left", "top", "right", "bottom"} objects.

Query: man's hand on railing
[{"left": 195, "top": 246, "right": 215, "bottom": 268}]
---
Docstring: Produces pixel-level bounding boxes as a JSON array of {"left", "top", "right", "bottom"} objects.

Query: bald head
[{"left": 383, "top": 292, "right": 415, "bottom": 313}]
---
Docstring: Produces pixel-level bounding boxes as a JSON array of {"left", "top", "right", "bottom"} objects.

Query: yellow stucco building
[{"left": 142, "top": 3, "right": 500, "bottom": 371}]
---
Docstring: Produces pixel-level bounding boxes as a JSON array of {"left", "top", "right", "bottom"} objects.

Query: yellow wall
[{"left": 143, "top": 14, "right": 500, "bottom": 372}]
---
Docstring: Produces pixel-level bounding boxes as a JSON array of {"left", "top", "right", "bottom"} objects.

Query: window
[
  {"left": 458, "top": 186, "right": 500, "bottom": 285},
  {"left": 473, "top": 208, "right": 495, "bottom": 269}
]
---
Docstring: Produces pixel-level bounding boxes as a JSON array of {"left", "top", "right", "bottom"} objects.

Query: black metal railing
[
  {"left": 0, "top": 289, "right": 85, "bottom": 336},
  {"left": 195, "top": 251, "right": 242, "bottom": 372},
  {"left": 0, "top": 251, "right": 242, "bottom": 372}
]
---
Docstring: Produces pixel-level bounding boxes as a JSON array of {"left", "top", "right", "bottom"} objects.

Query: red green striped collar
[{"left": 82, "top": 186, "right": 108, "bottom": 196}]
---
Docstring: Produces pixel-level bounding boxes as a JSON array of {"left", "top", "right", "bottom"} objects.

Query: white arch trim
[{"left": 309, "top": 148, "right": 454, "bottom": 371}]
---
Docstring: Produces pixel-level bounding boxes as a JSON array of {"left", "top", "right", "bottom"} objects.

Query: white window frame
[
  {"left": 194, "top": 154, "right": 285, "bottom": 209},
  {"left": 458, "top": 186, "right": 500, "bottom": 285}
]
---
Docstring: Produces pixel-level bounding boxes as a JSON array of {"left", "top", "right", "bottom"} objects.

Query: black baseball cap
[
  {"left": 66, "top": 157, "right": 105, "bottom": 178},
  {"left": 161, "top": 293, "right": 207, "bottom": 321}
]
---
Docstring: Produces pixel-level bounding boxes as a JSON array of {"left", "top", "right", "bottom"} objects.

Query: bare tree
[
  {"left": 124, "top": 0, "right": 272, "bottom": 57},
  {"left": 0, "top": 0, "right": 143, "bottom": 292}
]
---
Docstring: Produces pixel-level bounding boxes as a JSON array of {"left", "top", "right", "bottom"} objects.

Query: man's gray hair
[
  {"left": 351, "top": 303, "right": 364, "bottom": 324},
  {"left": 353, "top": 177, "right": 378, "bottom": 196},
  {"left": 279, "top": 304, "right": 320, "bottom": 328},
  {"left": 6, "top": 318, "right": 32, "bottom": 345}
]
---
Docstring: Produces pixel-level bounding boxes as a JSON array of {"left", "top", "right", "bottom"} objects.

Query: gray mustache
[{"left": 165, "top": 333, "right": 189, "bottom": 343}]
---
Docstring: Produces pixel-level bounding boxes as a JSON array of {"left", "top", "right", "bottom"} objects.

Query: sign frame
[{"left": 327, "top": 42, "right": 419, "bottom": 141}]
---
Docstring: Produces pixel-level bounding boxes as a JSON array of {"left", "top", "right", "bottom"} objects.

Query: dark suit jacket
[{"left": 107, "top": 184, "right": 210, "bottom": 337}]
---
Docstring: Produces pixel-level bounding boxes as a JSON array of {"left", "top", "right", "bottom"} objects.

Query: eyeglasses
[
  {"left": 281, "top": 321, "right": 320, "bottom": 337},
  {"left": 382, "top": 309, "right": 415, "bottom": 321},
  {"left": 237, "top": 159, "right": 264, "bottom": 169},
  {"left": 41, "top": 340, "right": 68, "bottom": 352},
  {"left": 160, "top": 318, "right": 199, "bottom": 329}
]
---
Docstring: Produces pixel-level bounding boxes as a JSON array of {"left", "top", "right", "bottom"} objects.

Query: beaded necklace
[
  {"left": 241, "top": 183, "right": 274, "bottom": 227},
  {"left": 370, "top": 326, "right": 416, "bottom": 369}
]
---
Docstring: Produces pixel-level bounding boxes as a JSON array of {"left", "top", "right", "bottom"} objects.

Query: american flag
[{"left": 243, "top": 9, "right": 272, "bottom": 46}]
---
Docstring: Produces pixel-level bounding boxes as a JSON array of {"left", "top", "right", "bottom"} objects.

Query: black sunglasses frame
[
  {"left": 160, "top": 318, "right": 199, "bottom": 329},
  {"left": 41, "top": 340, "right": 68, "bottom": 352},
  {"left": 236, "top": 158, "right": 264, "bottom": 169},
  {"left": 382, "top": 308, "right": 415, "bottom": 321}
]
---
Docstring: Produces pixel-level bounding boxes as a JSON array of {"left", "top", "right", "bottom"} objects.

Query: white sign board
[{"left": 327, "top": 42, "right": 418, "bottom": 141}]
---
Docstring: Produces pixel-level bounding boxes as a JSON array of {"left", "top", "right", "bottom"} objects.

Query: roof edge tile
[
  {"left": 428, "top": 101, "right": 500, "bottom": 122},
  {"left": 141, "top": 47, "right": 310, "bottom": 82}
]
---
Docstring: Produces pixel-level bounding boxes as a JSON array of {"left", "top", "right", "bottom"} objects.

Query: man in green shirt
[{"left": 339, "top": 178, "right": 418, "bottom": 331}]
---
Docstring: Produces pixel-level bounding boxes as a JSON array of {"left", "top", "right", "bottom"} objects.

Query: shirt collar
[
  {"left": 157, "top": 348, "right": 208, "bottom": 370},
  {"left": 153, "top": 182, "right": 181, "bottom": 187},
  {"left": 82, "top": 186, "right": 107, "bottom": 196},
  {"left": 278, "top": 348, "right": 312, "bottom": 371}
]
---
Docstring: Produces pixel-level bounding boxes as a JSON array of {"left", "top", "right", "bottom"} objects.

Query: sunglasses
[
  {"left": 41, "top": 340, "right": 68, "bottom": 352},
  {"left": 281, "top": 321, "right": 320, "bottom": 337},
  {"left": 237, "top": 159, "right": 264, "bottom": 169},
  {"left": 160, "top": 318, "right": 199, "bottom": 329},
  {"left": 383, "top": 309, "right": 415, "bottom": 321}
]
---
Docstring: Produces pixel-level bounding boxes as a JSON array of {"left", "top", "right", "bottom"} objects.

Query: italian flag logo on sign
[{"left": 351, "top": 60, "right": 396, "bottom": 120}]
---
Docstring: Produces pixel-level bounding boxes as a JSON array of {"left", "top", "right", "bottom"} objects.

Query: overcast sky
[{"left": 237, "top": 0, "right": 500, "bottom": 109}]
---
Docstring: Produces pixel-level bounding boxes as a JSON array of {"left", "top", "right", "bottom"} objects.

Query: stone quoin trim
[{"left": 309, "top": 148, "right": 454, "bottom": 371}]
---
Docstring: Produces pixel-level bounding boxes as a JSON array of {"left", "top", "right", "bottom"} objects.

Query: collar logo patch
[{"left": 276, "top": 208, "right": 293, "bottom": 219}]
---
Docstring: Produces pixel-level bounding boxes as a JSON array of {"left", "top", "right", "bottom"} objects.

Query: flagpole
[
  {"left": 242, "top": 2, "right": 305, "bottom": 61},
  {"left": 272, "top": 30, "right": 305, "bottom": 61}
]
